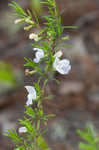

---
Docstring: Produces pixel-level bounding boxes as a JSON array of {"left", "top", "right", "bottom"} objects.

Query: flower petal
[
  {"left": 33, "top": 48, "right": 42, "bottom": 51},
  {"left": 25, "top": 86, "right": 36, "bottom": 106},
  {"left": 53, "top": 57, "right": 60, "bottom": 68},
  {"left": 33, "top": 48, "right": 44, "bottom": 63},
  {"left": 25, "top": 86, "right": 36, "bottom": 94},
  {"left": 26, "top": 94, "right": 35, "bottom": 106},
  {"left": 56, "top": 59, "right": 71, "bottom": 75},
  {"left": 19, "top": 127, "right": 27, "bottom": 133},
  {"left": 59, "top": 59, "right": 70, "bottom": 66},
  {"left": 53, "top": 57, "right": 71, "bottom": 75},
  {"left": 36, "top": 49, "right": 44, "bottom": 59},
  {"left": 33, "top": 58, "right": 40, "bottom": 63}
]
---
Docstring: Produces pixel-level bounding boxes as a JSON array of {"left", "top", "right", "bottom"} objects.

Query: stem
[
  {"left": 34, "top": 121, "right": 39, "bottom": 150},
  {"left": 31, "top": 1, "right": 59, "bottom": 149},
  {"left": 53, "top": 0, "right": 58, "bottom": 17},
  {"left": 34, "top": 138, "right": 37, "bottom": 150},
  {"left": 33, "top": 85, "right": 45, "bottom": 150}
]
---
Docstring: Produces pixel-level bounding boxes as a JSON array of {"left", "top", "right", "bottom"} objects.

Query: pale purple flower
[
  {"left": 25, "top": 86, "right": 36, "bottom": 106},
  {"left": 18, "top": 127, "right": 27, "bottom": 133},
  {"left": 33, "top": 48, "right": 44, "bottom": 63},
  {"left": 53, "top": 57, "right": 71, "bottom": 75}
]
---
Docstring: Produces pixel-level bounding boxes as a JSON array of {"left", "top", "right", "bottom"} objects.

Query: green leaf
[
  {"left": 77, "top": 126, "right": 99, "bottom": 150},
  {"left": 4, "top": 129, "right": 22, "bottom": 143},
  {"left": 63, "top": 26, "right": 78, "bottom": 29},
  {"left": 37, "top": 136, "right": 51, "bottom": 150},
  {"left": 9, "top": 1, "right": 27, "bottom": 18},
  {"left": 14, "top": 146, "right": 25, "bottom": 150},
  {"left": 25, "top": 106, "right": 35, "bottom": 118},
  {"left": 19, "top": 119, "right": 36, "bottom": 136}
]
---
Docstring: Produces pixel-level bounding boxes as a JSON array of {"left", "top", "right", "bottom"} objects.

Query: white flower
[
  {"left": 33, "top": 48, "right": 44, "bottom": 63},
  {"left": 25, "top": 86, "right": 36, "bottom": 106},
  {"left": 29, "top": 33, "right": 39, "bottom": 41},
  {"left": 53, "top": 57, "right": 71, "bottom": 75},
  {"left": 18, "top": 127, "right": 27, "bottom": 133},
  {"left": 54, "top": 51, "right": 63, "bottom": 58}
]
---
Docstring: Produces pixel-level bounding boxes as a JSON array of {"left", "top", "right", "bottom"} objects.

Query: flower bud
[
  {"left": 25, "top": 69, "right": 30, "bottom": 76},
  {"left": 29, "top": 33, "right": 39, "bottom": 41},
  {"left": 25, "top": 18, "right": 35, "bottom": 25},
  {"left": 14, "top": 18, "right": 24, "bottom": 24},
  {"left": 54, "top": 51, "right": 63, "bottom": 58},
  {"left": 24, "top": 25, "right": 32, "bottom": 31}
]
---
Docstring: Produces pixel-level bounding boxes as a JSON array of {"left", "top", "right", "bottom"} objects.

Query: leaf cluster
[
  {"left": 9, "top": 1, "right": 38, "bottom": 30},
  {"left": 9, "top": 2, "right": 27, "bottom": 18},
  {"left": 77, "top": 126, "right": 99, "bottom": 150}
]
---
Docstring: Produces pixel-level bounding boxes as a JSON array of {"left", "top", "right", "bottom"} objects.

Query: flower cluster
[
  {"left": 32, "top": 47, "right": 71, "bottom": 74},
  {"left": 25, "top": 47, "right": 71, "bottom": 106}
]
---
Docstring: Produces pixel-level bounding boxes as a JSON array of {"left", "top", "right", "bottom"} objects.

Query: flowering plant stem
[{"left": 5, "top": 0, "right": 72, "bottom": 150}]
